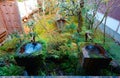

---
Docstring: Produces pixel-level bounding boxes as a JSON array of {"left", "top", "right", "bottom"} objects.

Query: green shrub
[
  {"left": 47, "top": 34, "right": 67, "bottom": 52},
  {"left": 0, "top": 64, "right": 24, "bottom": 76},
  {"left": 64, "top": 23, "right": 77, "bottom": 33},
  {"left": 0, "top": 38, "right": 20, "bottom": 52},
  {"left": 101, "top": 69, "right": 119, "bottom": 76},
  {"left": 0, "top": 53, "right": 24, "bottom": 76}
]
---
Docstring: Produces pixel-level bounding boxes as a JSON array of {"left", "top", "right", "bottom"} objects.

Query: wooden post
[{"left": 85, "top": 31, "right": 92, "bottom": 42}]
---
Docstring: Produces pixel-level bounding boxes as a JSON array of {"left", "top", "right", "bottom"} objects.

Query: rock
[
  {"left": 109, "top": 60, "right": 120, "bottom": 74},
  {"left": 0, "top": 60, "right": 6, "bottom": 67},
  {"left": 110, "top": 60, "right": 120, "bottom": 68}
]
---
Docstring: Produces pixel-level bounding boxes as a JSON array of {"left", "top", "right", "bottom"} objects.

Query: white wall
[
  {"left": 96, "top": 12, "right": 120, "bottom": 42},
  {"left": 96, "top": 12, "right": 120, "bottom": 34},
  {"left": 17, "top": 0, "right": 38, "bottom": 18}
]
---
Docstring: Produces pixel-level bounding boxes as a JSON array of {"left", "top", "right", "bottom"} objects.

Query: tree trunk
[
  {"left": 42, "top": 0, "right": 45, "bottom": 15},
  {"left": 77, "top": 0, "right": 84, "bottom": 33},
  {"left": 103, "top": 16, "right": 107, "bottom": 44},
  {"left": 77, "top": 12, "right": 83, "bottom": 33}
]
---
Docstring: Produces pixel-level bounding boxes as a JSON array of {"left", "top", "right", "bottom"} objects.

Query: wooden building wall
[
  {"left": 0, "top": 7, "right": 7, "bottom": 44},
  {"left": 99, "top": 0, "right": 120, "bottom": 21},
  {"left": 0, "top": 7, "right": 6, "bottom": 30},
  {"left": 0, "top": 0, "right": 23, "bottom": 34}
]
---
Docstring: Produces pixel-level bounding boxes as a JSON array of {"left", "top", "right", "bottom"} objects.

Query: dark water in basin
[{"left": 85, "top": 45, "right": 100, "bottom": 54}]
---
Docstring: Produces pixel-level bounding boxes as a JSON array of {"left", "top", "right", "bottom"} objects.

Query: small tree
[
  {"left": 58, "top": 0, "right": 84, "bottom": 33},
  {"left": 83, "top": 0, "right": 119, "bottom": 44},
  {"left": 27, "top": 20, "right": 36, "bottom": 42},
  {"left": 58, "top": 0, "right": 120, "bottom": 45},
  {"left": 37, "top": 0, "right": 58, "bottom": 15}
]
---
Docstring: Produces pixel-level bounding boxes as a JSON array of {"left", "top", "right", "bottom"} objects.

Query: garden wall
[
  {"left": 96, "top": 12, "right": 120, "bottom": 43},
  {"left": 17, "top": 0, "right": 38, "bottom": 18},
  {"left": 97, "top": 0, "right": 120, "bottom": 43},
  {"left": 98, "top": 23, "right": 120, "bottom": 43}
]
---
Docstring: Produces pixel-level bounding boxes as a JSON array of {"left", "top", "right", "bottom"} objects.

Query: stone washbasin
[
  {"left": 81, "top": 44, "right": 112, "bottom": 75},
  {"left": 14, "top": 42, "right": 43, "bottom": 75}
]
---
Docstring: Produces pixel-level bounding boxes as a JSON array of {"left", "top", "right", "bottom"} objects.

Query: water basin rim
[{"left": 16, "top": 42, "right": 42, "bottom": 55}]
